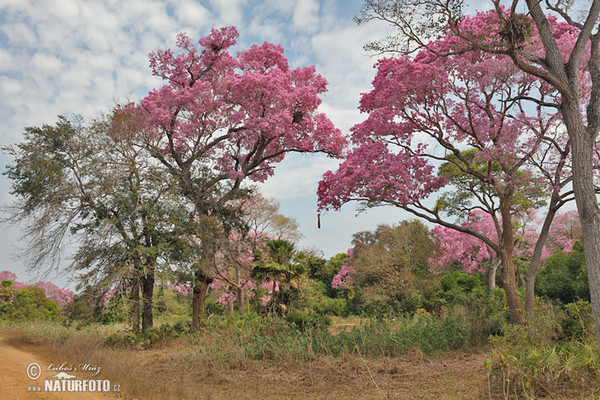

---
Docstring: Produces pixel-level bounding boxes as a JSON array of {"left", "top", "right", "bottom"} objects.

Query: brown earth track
[{"left": 0, "top": 333, "right": 117, "bottom": 400}]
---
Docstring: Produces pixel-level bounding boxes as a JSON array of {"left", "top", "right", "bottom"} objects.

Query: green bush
[
  {"left": 104, "top": 321, "right": 186, "bottom": 349},
  {"left": 292, "top": 279, "right": 347, "bottom": 316},
  {"left": 487, "top": 339, "right": 600, "bottom": 399},
  {"left": 0, "top": 286, "right": 62, "bottom": 322},
  {"left": 286, "top": 311, "right": 332, "bottom": 333},
  {"left": 439, "top": 270, "right": 485, "bottom": 303},
  {"left": 536, "top": 242, "right": 589, "bottom": 304},
  {"left": 561, "top": 299, "right": 594, "bottom": 340}
]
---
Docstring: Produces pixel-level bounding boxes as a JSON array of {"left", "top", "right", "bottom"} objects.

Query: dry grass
[{"left": 2, "top": 326, "right": 491, "bottom": 400}]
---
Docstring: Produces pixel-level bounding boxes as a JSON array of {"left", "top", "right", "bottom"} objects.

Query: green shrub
[
  {"left": 561, "top": 299, "right": 595, "bottom": 340},
  {"left": 0, "top": 286, "right": 62, "bottom": 322},
  {"left": 286, "top": 311, "right": 332, "bottom": 333},
  {"left": 292, "top": 279, "right": 347, "bottom": 316},
  {"left": 104, "top": 321, "right": 187, "bottom": 349},
  {"left": 486, "top": 339, "right": 600, "bottom": 399},
  {"left": 536, "top": 242, "right": 589, "bottom": 304}
]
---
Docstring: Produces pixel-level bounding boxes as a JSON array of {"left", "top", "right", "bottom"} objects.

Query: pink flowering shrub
[{"left": 331, "top": 264, "right": 357, "bottom": 289}]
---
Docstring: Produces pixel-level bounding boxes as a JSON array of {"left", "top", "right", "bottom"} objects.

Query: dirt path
[{"left": 0, "top": 334, "right": 117, "bottom": 400}]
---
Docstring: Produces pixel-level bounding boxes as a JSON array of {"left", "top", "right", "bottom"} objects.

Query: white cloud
[
  {"left": 0, "top": 76, "right": 21, "bottom": 98},
  {"left": 2, "top": 21, "right": 39, "bottom": 48},
  {"left": 30, "top": 52, "right": 64, "bottom": 74},
  {"left": 292, "top": 0, "right": 320, "bottom": 33},
  {"left": 208, "top": 0, "right": 246, "bottom": 27},
  {"left": 172, "top": 0, "right": 211, "bottom": 27},
  {"left": 257, "top": 153, "right": 341, "bottom": 200}
]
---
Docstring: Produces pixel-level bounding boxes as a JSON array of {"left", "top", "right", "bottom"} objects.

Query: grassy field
[
  {"left": 3, "top": 311, "right": 600, "bottom": 400},
  {"left": 0, "top": 318, "right": 491, "bottom": 400}
]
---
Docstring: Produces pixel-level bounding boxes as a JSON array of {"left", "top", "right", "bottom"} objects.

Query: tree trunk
[
  {"left": 269, "top": 280, "right": 278, "bottom": 313},
  {"left": 235, "top": 268, "right": 244, "bottom": 312},
  {"left": 567, "top": 113, "right": 600, "bottom": 340},
  {"left": 236, "top": 286, "right": 244, "bottom": 312},
  {"left": 191, "top": 270, "right": 212, "bottom": 331},
  {"left": 131, "top": 279, "right": 140, "bottom": 333},
  {"left": 486, "top": 257, "right": 501, "bottom": 293},
  {"left": 525, "top": 202, "right": 559, "bottom": 321},
  {"left": 141, "top": 268, "right": 155, "bottom": 331},
  {"left": 499, "top": 195, "right": 525, "bottom": 324}
]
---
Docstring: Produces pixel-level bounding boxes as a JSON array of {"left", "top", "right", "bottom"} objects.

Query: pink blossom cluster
[
  {"left": 331, "top": 263, "right": 357, "bottom": 289},
  {"left": 168, "top": 281, "right": 193, "bottom": 296},
  {"left": 429, "top": 209, "right": 581, "bottom": 274},
  {"left": 0, "top": 271, "right": 74, "bottom": 309},
  {"left": 331, "top": 249, "right": 357, "bottom": 289},
  {"left": 429, "top": 211, "right": 498, "bottom": 274},
  {"left": 111, "top": 26, "right": 347, "bottom": 186}
]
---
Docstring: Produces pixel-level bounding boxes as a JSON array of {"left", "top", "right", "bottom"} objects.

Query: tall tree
[
  {"left": 353, "top": 0, "right": 600, "bottom": 339},
  {"left": 317, "top": 28, "right": 575, "bottom": 323},
  {"left": 336, "top": 220, "right": 435, "bottom": 314},
  {"left": 3, "top": 116, "right": 180, "bottom": 331},
  {"left": 110, "top": 27, "right": 346, "bottom": 329}
]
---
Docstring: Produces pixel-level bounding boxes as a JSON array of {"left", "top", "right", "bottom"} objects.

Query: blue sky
[{"left": 0, "top": 0, "right": 491, "bottom": 289}]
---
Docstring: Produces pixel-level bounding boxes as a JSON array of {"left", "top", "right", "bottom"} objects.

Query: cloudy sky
[{"left": 0, "top": 0, "right": 490, "bottom": 289}]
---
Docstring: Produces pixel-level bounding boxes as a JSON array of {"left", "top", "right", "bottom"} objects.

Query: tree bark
[
  {"left": 131, "top": 279, "right": 140, "bottom": 333},
  {"left": 566, "top": 111, "right": 600, "bottom": 339},
  {"left": 486, "top": 257, "right": 501, "bottom": 293},
  {"left": 191, "top": 270, "right": 213, "bottom": 331},
  {"left": 141, "top": 268, "right": 155, "bottom": 331},
  {"left": 525, "top": 202, "right": 559, "bottom": 321},
  {"left": 236, "top": 286, "right": 244, "bottom": 312},
  {"left": 499, "top": 195, "right": 525, "bottom": 324},
  {"left": 522, "top": 0, "right": 600, "bottom": 339}
]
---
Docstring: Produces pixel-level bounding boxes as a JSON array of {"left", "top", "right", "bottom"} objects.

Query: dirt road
[{"left": 0, "top": 334, "right": 116, "bottom": 400}]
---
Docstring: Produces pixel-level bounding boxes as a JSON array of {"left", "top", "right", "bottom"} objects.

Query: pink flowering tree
[
  {"left": 0, "top": 271, "right": 24, "bottom": 289},
  {"left": 318, "top": 11, "right": 584, "bottom": 323},
  {"left": 0, "top": 271, "right": 73, "bottom": 309},
  {"left": 430, "top": 210, "right": 582, "bottom": 300},
  {"left": 111, "top": 27, "right": 345, "bottom": 329},
  {"left": 30, "top": 281, "right": 74, "bottom": 309},
  {"left": 354, "top": 0, "right": 600, "bottom": 341},
  {"left": 429, "top": 210, "right": 501, "bottom": 291},
  {"left": 331, "top": 263, "right": 357, "bottom": 290}
]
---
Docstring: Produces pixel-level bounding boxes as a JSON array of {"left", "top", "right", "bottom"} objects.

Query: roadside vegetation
[{"left": 1, "top": 226, "right": 597, "bottom": 398}]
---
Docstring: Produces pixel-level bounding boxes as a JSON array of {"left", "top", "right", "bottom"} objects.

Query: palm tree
[{"left": 252, "top": 240, "right": 305, "bottom": 313}]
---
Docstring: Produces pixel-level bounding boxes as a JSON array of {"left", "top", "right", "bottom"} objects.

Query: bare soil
[
  {"left": 0, "top": 330, "right": 491, "bottom": 400},
  {"left": 0, "top": 334, "right": 116, "bottom": 400}
]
